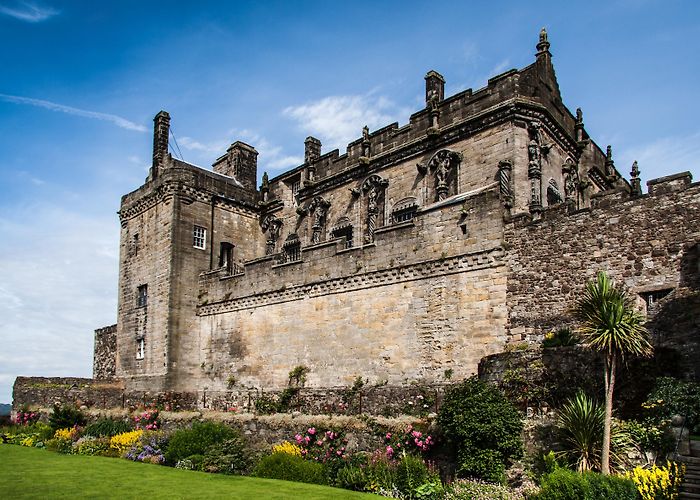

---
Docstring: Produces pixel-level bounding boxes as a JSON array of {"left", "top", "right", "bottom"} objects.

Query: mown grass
[{"left": 1, "top": 445, "right": 378, "bottom": 499}]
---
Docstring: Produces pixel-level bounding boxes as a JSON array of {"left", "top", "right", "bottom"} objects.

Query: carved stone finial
[
  {"left": 605, "top": 145, "right": 616, "bottom": 179},
  {"left": 536, "top": 27, "right": 551, "bottom": 54},
  {"left": 361, "top": 125, "right": 371, "bottom": 159},
  {"left": 630, "top": 161, "right": 642, "bottom": 196},
  {"left": 576, "top": 108, "right": 583, "bottom": 124},
  {"left": 261, "top": 171, "right": 269, "bottom": 189}
]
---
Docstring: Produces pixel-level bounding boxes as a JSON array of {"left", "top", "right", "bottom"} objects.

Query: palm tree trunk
[{"left": 601, "top": 355, "right": 616, "bottom": 475}]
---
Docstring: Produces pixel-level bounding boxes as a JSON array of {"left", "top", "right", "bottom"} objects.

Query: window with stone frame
[
  {"left": 392, "top": 197, "right": 418, "bottom": 224},
  {"left": 331, "top": 224, "right": 354, "bottom": 248},
  {"left": 282, "top": 234, "right": 302, "bottom": 263},
  {"left": 639, "top": 288, "right": 673, "bottom": 316},
  {"left": 136, "top": 338, "right": 145, "bottom": 360},
  {"left": 137, "top": 284, "right": 148, "bottom": 307},
  {"left": 193, "top": 225, "right": 207, "bottom": 249}
]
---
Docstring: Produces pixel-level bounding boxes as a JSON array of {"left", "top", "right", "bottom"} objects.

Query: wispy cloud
[
  {"left": 283, "top": 94, "right": 407, "bottom": 151},
  {"left": 0, "top": 1, "right": 58, "bottom": 22},
  {"left": 617, "top": 130, "right": 700, "bottom": 185},
  {"left": 0, "top": 93, "right": 147, "bottom": 132}
]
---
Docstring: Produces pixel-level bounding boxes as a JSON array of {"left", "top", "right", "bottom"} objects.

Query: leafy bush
[
  {"left": 72, "top": 436, "right": 110, "bottom": 456},
  {"left": 252, "top": 452, "right": 328, "bottom": 485},
  {"left": 622, "top": 419, "right": 675, "bottom": 463},
  {"left": 395, "top": 453, "right": 441, "bottom": 500},
  {"left": 202, "top": 437, "right": 250, "bottom": 474},
  {"left": 45, "top": 437, "right": 73, "bottom": 454},
  {"left": 644, "top": 377, "right": 700, "bottom": 433},
  {"left": 13, "top": 406, "right": 41, "bottom": 426},
  {"left": 534, "top": 468, "right": 638, "bottom": 500},
  {"left": 334, "top": 452, "right": 397, "bottom": 493},
  {"left": 624, "top": 461, "right": 685, "bottom": 500},
  {"left": 84, "top": 418, "right": 132, "bottom": 437},
  {"left": 444, "top": 478, "right": 524, "bottom": 500},
  {"left": 556, "top": 392, "right": 636, "bottom": 472},
  {"left": 164, "top": 421, "right": 238, "bottom": 464},
  {"left": 437, "top": 377, "right": 523, "bottom": 483},
  {"left": 48, "top": 404, "right": 86, "bottom": 431},
  {"left": 293, "top": 427, "right": 347, "bottom": 463},
  {"left": 542, "top": 328, "right": 579, "bottom": 348}
]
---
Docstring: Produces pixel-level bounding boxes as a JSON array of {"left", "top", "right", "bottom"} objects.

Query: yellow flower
[
  {"left": 272, "top": 441, "right": 302, "bottom": 456},
  {"left": 110, "top": 430, "right": 143, "bottom": 455}
]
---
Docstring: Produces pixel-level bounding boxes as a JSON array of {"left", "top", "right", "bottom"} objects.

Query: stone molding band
[{"left": 198, "top": 247, "right": 504, "bottom": 316}]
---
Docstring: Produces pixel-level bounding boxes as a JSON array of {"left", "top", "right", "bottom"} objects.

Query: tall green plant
[{"left": 574, "top": 271, "right": 652, "bottom": 475}]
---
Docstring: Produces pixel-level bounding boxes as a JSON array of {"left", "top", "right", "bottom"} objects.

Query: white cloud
[
  {"left": 283, "top": 94, "right": 406, "bottom": 151},
  {"left": 0, "top": 93, "right": 147, "bottom": 132},
  {"left": 0, "top": 1, "right": 58, "bottom": 22},
  {"left": 617, "top": 131, "right": 700, "bottom": 184},
  {"left": 0, "top": 203, "right": 118, "bottom": 403}
]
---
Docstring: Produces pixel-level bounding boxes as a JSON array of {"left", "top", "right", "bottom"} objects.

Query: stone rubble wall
[{"left": 93, "top": 324, "right": 117, "bottom": 379}]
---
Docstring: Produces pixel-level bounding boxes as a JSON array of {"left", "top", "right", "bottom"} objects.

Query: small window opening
[
  {"left": 332, "top": 225, "right": 354, "bottom": 249},
  {"left": 640, "top": 288, "right": 673, "bottom": 315},
  {"left": 136, "top": 338, "right": 145, "bottom": 360},
  {"left": 137, "top": 284, "right": 148, "bottom": 308},
  {"left": 193, "top": 225, "right": 207, "bottom": 249},
  {"left": 219, "top": 242, "right": 234, "bottom": 273}
]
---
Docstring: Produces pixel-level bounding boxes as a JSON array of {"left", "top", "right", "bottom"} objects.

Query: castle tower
[{"left": 213, "top": 141, "right": 258, "bottom": 191}]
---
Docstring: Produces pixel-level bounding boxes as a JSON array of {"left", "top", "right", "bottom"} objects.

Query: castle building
[{"left": 92, "top": 29, "right": 699, "bottom": 403}]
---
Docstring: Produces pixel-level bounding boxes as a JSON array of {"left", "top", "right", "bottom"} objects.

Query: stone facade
[
  {"left": 93, "top": 324, "right": 117, "bottom": 379},
  {"left": 14, "top": 30, "right": 699, "bottom": 412}
]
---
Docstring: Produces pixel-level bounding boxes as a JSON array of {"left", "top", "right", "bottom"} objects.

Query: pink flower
[
  {"left": 294, "top": 433, "right": 303, "bottom": 444},
  {"left": 336, "top": 450, "right": 342, "bottom": 456},
  {"left": 308, "top": 427, "right": 316, "bottom": 435},
  {"left": 385, "top": 433, "right": 392, "bottom": 440},
  {"left": 386, "top": 445, "right": 394, "bottom": 457}
]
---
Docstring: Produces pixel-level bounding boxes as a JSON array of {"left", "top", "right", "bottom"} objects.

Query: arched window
[{"left": 392, "top": 197, "right": 418, "bottom": 223}]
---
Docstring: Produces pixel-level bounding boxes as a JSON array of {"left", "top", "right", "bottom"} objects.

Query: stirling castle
[{"left": 15, "top": 30, "right": 700, "bottom": 411}]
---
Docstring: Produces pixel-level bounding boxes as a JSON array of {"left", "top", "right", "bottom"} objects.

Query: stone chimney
[
  {"left": 425, "top": 70, "right": 445, "bottom": 105},
  {"left": 213, "top": 141, "right": 258, "bottom": 191},
  {"left": 305, "top": 136, "right": 322, "bottom": 164},
  {"left": 151, "top": 110, "right": 170, "bottom": 177}
]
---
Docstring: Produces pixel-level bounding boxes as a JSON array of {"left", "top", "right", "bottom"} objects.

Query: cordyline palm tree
[{"left": 574, "top": 271, "right": 653, "bottom": 475}]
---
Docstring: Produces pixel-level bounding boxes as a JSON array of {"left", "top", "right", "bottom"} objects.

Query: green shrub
[
  {"left": 48, "top": 404, "right": 86, "bottom": 431},
  {"left": 534, "top": 468, "right": 637, "bottom": 500},
  {"left": 437, "top": 377, "right": 523, "bottom": 483},
  {"left": 252, "top": 452, "right": 328, "bottom": 485},
  {"left": 542, "top": 328, "right": 579, "bottom": 348},
  {"left": 335, "top": 452, "right": 397, "bottom": 492},
  {"left": 84, "top": 418, "right": 132, "bottom": 437},
  {"left": 72, "top": 436, "right": 111, "bottom": 456},
  {"left": 164, "top": 421, "right": 238, "bottom": 464},
  {"left": 395, "top": 454, "right": 441, "bottom": 499},
  {"left": 202, "top": 437, "right": 250, "bottom": 474},
  {"left": 45, "top": 437, "right": 73, "bottom": 454},
  {"left": 335, "top": 464, "right": 370, "bottom": 491},
  {"left": 644, "top": 377, "right": 700, "bottom": 433},
  {"left": 444, "top": 478, "right": 520, "bottom": 500}
]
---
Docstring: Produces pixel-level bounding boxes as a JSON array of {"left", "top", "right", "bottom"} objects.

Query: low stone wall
[{"left": 13, "top": 376, "right": 446, "bottom": 418}]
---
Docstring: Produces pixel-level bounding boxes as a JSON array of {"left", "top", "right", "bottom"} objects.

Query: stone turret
[{"left": 213, "top": 141, "right": 258, "bottom": 191}]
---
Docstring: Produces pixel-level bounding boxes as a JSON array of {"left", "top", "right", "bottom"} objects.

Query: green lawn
[{"left": 1, "top": 445, "right": 378, "bottom": 499}]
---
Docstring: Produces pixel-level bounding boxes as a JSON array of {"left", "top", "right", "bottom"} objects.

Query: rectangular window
[
  {"left": 393, "top": 207, "right": 417, "bottom": 223},
  {"left": 193, "top": 225, "right": 206, "bottom": 249},
  {"left": 332, "top": 226, "right": 354, "bottom": 249},
  {"left": 137, "top": 284, "right": 148, "bottom": 307},
  {"left": 136, "top": 338, "right": 145, "bottom": 360},
  {"left": 284, "top": 242, "right": 301, "bottom": 263},
  {"left": 292, "top": 179, "right": 301, "bottom": 195}
]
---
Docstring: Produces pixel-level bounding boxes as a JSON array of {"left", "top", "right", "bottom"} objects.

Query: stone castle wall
[
  {"left": 93, "top": 324, "right": 117, "bottom": 379},
  {"left": 504, "top": 172, "right": 700, "bottom": 378}
]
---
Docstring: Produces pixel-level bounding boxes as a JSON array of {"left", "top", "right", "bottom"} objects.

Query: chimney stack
[{"left": 151, "top": 110, "right": 170, "bottom": 177}]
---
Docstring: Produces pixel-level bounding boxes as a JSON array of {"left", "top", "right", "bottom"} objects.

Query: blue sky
[{"left": 1, "top": 0, "right": 699, "bottom": 404}]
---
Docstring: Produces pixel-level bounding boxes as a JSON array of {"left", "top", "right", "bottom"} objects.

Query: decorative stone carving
[
  {"left": 498, "top": 160, "right": 513, "bottom": 208},
  {"left": 307, "top": 196, "right": 331, "bottom": 244},
  {"left": 527, "top": 122, "right": 543, "bottom": 215},
  {"left": 562, "top": 157, "right": 580, "bottom": 209},
  {"left": 260, "top": 171, "right": 270, "bottom": 202},
  {"left": 427, "top": 149, "right": 462, "bottom": 201},
  {"left": 361, "top": 125, "right": 371, "bottom": 160},
  {"left": 604, "top": 145, "right": 618, "bottom": 181},
  {"left": 630, "top": 161, "right": 642, "bottom": 196},
  {"left": 546, "top": 179, "right": 563, "bottom": 205},
  {"left": 261, "top": 215, "right": 282, "bottom": 255},
  {"left": 361, "top": 175, "right": 388, "bottom": 243}
]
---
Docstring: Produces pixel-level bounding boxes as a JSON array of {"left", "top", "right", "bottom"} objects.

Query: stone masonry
[{"left": 13, "top": 30, "right": 699, "bottom": 412}]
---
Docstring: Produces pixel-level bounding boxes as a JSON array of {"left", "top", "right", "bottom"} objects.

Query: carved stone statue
[
  {"left": 361, "top": 125, "right": 371, "bottom": 158},
  {"left": 361, "top": 175, "right": 388, "bottom": 243},
  {"left": 261, "top": 215, "right": 282, "bottom": 255},
  {"left": 427, "top": 149, "right": 461, "bottom": 201},
  {"left": 308, "top": 196, "right": 330, "bottom": 244}
]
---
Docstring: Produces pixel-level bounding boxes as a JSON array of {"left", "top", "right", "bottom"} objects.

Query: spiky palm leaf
[{"left": 574, "top": 272, "right": 653, "bottom": 360}]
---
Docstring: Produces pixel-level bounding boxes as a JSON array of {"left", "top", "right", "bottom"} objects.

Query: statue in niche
[
  {"left": 562, "top": 158, "right": 579, "bottom": 207},
  {"left": 261, "top": 215, "right": 282, "bottom": 255},
  {"left": 361, "top": 175, "right": 388, "bottom": 243},
  {"left": 427, "top": 149, "right": 461, "bottom": 202},
  {"left": 308, "top": 196, "right": 330, "bottom": 244}
]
